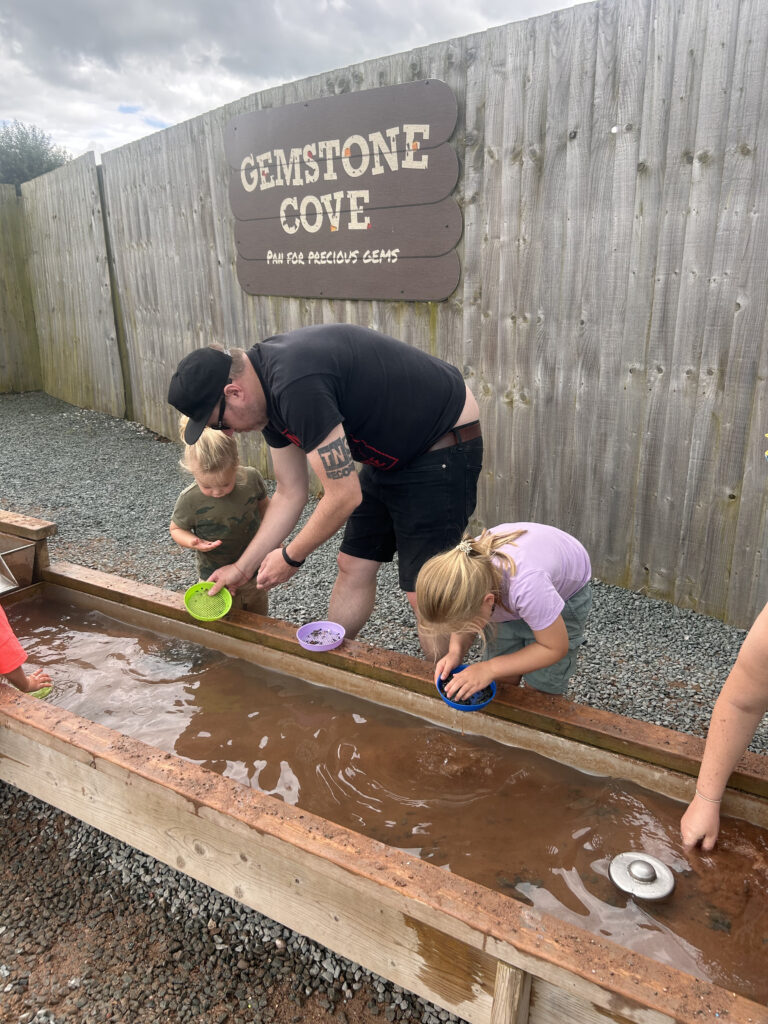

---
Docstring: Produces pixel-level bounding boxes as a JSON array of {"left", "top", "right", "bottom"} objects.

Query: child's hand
[
  {"left": 190, "top": 538, "right": 222, "bottom": 552},
  {"left": 680, "top": 795, "right": 721, "bottom": 852},
  {"left": 26, "top": 669, "right": 52, "bottom": 689},
  {"left": 434, "top": 655, "right": 461, "bottom": 686},
  {"left": 445, "top": 663, "right": 495, "bottom": 701}
]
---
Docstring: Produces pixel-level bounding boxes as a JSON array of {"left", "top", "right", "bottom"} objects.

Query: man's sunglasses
[{"left": 210, "top": 380, "right": 233, "bottom": 431}]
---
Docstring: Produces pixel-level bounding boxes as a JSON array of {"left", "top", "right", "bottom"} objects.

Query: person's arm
[
  {"left": 255, "top": 425, "right": 362, "bottom": 590},
  {"left": 681, "top": 603, "right": 768, "bottom": 851},
  {"left": 207, "top": 443, "right": 310, "bottom": 595},
  {"left": 4, "top": 665, "right": 52, "bottom": 693},
  {"left": 257, "top": 494, "right": 271, "bottom": 520},
  {"left": 445, "top": 617, "right": 569, "bottom": 700},
  {"left": 435, "top": 632, "right": 476, "bottom": 685},
  {"left": 169, "top": 520, "right": 222, "bottom": 554}
]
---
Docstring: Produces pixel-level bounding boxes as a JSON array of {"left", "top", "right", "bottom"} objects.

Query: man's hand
[
  {"left": 256, "top": 548, "right": 299, "bottom": 589},
  {"left": 207, "top": 563, "right": 249, "bottom": 596}
]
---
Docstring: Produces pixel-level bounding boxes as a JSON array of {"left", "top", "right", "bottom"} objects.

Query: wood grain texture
[
  {"left": 20, "top": 154, "right": 124, "bottom": 417},
  {"left": 0, "top": 185, "right": 41, "bottom": 391}
]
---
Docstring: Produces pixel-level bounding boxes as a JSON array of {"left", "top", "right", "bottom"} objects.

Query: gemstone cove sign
[{"left": 224, "top": 80, "right": 462, "bottom": 301}]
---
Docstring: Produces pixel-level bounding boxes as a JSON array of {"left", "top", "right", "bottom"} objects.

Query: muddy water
[{"left": 8, "top": 596, "right": 768, "bottom": 1004}]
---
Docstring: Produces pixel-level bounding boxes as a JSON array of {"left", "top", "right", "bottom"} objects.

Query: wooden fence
[
  {"left": 0, "top": 185, "right": 40, "bottom": 391},
  {"left": 20, "top": 154, "right": 124, "bottom": 417},
  {"left": 1, "top": 0, "right": 767, "bottom": 628}
]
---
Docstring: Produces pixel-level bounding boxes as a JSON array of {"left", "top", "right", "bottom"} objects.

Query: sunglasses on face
[
  {"left": 211, "top": 392, "right": 227, "bottom": 431},
  {"left": 210, "top": 379, "right": 233, "bottom": 431}
]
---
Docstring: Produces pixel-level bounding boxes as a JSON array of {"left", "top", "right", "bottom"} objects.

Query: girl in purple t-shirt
[{"left": 415, "top": 523, "right": 592, "bottom": 698}]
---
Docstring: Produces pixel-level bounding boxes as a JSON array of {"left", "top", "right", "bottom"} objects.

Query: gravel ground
[{"left": 1, "top": 390, "right": 766, "bottom": 1024}]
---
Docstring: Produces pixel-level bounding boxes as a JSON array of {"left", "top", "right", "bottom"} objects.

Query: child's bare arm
[
  {"left": 169, "top": 520, "right": 222, "bottom": 552},
  {"left": 447, "top": 618, "right": 569, "bottom": 700},
  {"left": 434, "top": 632, "right": 474, "bottom": 683},
  {"left": 681, "top": 601, "right": 768, "bottom": 851},
  {"left": 4, "top": 665, "right": 52, "bottom": 693}
]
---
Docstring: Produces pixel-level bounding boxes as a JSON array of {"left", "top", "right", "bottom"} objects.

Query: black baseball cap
[{"left": 168, "top": 348, "right": 233, "bottom": 444}]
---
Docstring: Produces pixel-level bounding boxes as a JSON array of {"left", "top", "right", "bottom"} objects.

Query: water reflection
[{"left": 8, "top": 596, "right": 768, "bottom": 1004}]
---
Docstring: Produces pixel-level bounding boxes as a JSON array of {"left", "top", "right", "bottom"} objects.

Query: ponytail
[{"left": 416, "top": 529, "right": 527, "bottom": 636}]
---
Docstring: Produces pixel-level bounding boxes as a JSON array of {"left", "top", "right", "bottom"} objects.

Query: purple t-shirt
[{"left": 488, "top": 523, "right": 591, "bottom": 631}]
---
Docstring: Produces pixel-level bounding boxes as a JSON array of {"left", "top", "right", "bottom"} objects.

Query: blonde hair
[
  {"left": 416, "top": 529, "right": 528, "bottom": 637},
  {"left": 178, "top": 416, "right": 240, "bottom": 478}
]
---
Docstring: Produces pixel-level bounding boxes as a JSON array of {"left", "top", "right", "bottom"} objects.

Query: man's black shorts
[{"left": 339, "top": 435, "right": 483, "bottom": 592}]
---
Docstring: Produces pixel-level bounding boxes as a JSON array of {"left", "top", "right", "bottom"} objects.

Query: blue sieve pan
[{"left": 436, "top": 664, "right": 496, "bottom": 711}]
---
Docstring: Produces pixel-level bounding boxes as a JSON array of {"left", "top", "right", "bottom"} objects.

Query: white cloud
[{"left": 0, "top": 0, "right": 578, "bottom": 159}]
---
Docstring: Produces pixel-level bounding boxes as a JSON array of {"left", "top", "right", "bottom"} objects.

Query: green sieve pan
[{"left": 184, "top": 581, "right": 233, "bottom": 621}]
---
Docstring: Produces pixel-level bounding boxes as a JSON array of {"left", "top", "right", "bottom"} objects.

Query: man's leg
[
  {"left": 328, "top": 551, "right": 381, "bottom": 638},
  {"left": 393, "top": 438, "right": 484, "bottom": 660}
]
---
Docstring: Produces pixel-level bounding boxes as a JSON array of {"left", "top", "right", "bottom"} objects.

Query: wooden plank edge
[
  {"left": 1, "top": 689, "right": 762, "bottom": 1024},
  {"left": 490, "top": 963, "right": 532, "bottom": 1024},
  {"left": 0, "top": 509, "right": 58, "bottom": 540}
]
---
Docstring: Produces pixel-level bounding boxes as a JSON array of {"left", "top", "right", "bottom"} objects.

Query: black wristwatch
[{"left": 281, "top": 545, "right": 305, "bottom": 568}]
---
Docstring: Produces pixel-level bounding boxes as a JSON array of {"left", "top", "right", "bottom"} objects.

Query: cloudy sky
[{"left": 0, "top": 0, "right": 578, "bottom": 160}]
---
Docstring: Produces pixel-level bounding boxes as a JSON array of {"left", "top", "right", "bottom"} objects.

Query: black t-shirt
[{"left": 247, "top": 324, "right": 466, "bottom": 470}]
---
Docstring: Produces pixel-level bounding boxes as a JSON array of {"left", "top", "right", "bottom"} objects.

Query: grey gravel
[{"left": 1, "top": 389, "right": 766, "bottom": 1024}]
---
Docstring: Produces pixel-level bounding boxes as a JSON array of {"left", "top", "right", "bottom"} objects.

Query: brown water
[{"left": 8, "top": 596, "right": 768, "bottom": 1003}]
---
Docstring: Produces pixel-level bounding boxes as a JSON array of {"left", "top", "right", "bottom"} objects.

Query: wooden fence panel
[
  {"left": 631, "top": 0, "right": 737, "bottom": 601},
  {"left": 626, "top": 0, "right": 768, "bottom": 625},
  {"left": 473, "top": 22, "right": 524, "bottom": 525},
  {"left": 548, "top": 4, "right": 600, "bottom": 547},
  {"left": 19, "top": 155, "right": 123, "bottom": 416},
  {"left": 492, "top": 14, "right": 552, "bottom": 527},
  {"left": 0, "top": 184, "right": 40, "bottom": 392},
  {"left": 573, "top": 0, "right": 650, "bottom": 579},
  {"left": 618, "top": 0, "right": 678, "bottom": 587},
  {"left": 662, "top": 0, "right": 742, "bottom": 614},
  {"left": 681, "top": 0, "right": 768, "bottom": 625}
]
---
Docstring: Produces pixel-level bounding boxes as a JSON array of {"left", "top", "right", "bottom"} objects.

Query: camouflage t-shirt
[{"left": 171, "top": 466, "right": 268, "bottom": 580}]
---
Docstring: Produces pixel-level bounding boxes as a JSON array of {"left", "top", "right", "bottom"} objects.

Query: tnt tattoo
[{"left": 318, "top": 438, "right": 356, "bottom": 479}]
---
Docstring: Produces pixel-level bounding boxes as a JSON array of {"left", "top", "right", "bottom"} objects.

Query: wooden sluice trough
[{"left": 1, "top": 511, "right": 768, "bottom": 1024}]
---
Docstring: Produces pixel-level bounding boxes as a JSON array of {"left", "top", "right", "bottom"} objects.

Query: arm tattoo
[{"left": 318, "top": 436, "right": 356, "bottom": 479}]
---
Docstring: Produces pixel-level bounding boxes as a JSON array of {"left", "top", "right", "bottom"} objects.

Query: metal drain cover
[{"left": 609, "top": 852, "right": 675, "bottom": 900}]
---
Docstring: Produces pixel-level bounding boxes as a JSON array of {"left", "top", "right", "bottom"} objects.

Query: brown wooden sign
[{"left": 224, "top": 80, "right": 463, "bottom": 301}]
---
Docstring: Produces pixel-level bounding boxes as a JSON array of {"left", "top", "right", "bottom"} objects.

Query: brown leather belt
[{"left": 427, "top": 420, "right": 482, "bottom": 452}]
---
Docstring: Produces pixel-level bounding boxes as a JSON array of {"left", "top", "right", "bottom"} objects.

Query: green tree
[{"left": 0, "top": 120, "right": 71, "bottom": 194}]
